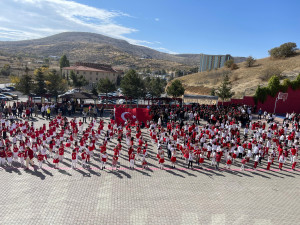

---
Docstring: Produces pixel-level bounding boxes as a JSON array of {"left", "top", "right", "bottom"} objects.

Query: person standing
[
  {"left": 25, "top": 147, "right": 35, "bottom": 170},
  {"left": 266, "top": 155, "right": 272, "bottom": 170},
  {"left": 71, "top": 149, "right": 77, "bottom": 169},
  {"left": 215, "top": 151, "right": 221, "bottom": 170},
  {"left": 82, "top": 110, "right": 87, "bottom": 123},
  {"left": 253, "top": 154, "right": 259, "bottom": 170},
  {"left": 292, "top": 155, "right": 298, "bottom": 170},
  {"left": 129, "top": 152, "right": 135, "bottom": 169},
  {"left": 101, "top": 151, "right": 108, "bottom": 170},
  {"left": 240, "top": 157, "right": 246, "bottom": 171},
  {"left": 278, "top": 154, "right": 285, "bottom": 171}
]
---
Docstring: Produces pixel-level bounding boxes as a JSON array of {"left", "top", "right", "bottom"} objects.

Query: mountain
[
  {"left": 174, "top": 50, "right": 300, "bottom": 98},
  {"left": 0, "top": 32, "right": 244, "bottom": 70}
]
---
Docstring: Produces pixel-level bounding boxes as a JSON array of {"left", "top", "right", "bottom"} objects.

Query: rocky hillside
[
  {"left": 0, "top": 32, "right": 244, "bottom": 71},
  {"left": 174, "top": 51, "right": 300, "bottom": 98}
]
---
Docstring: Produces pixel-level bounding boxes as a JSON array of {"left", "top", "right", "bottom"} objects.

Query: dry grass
[{"left": 174, "top": 50, "right": 300, "bottom": 97}]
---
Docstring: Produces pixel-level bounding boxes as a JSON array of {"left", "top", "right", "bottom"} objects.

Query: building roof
[
  {"left": 63, "top": 65, "right": 118, "bottom": 73},
  {"left": 58, "top": 92, "right": 98, "bottom": 99}
]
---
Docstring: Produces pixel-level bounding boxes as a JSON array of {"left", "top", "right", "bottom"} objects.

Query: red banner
[{"left": 115, "top": 108, "right": 152, "bottom": 125}]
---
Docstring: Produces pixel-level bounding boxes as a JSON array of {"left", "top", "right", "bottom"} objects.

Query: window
[
  {"left": 83, "top": 71, "right": 86, "bottom": 75},
  {"left": 96, "top": 72, "right": 98, "bottom": 75},
  {"left": 77, "top": 71, "right": 79, "bottom": 74},
  {"left": 90, "top": 72, "right": 92, "bottom": 75}
]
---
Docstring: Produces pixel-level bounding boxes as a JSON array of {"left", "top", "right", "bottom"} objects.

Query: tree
[
  {"left": 33, "top": 68, "right": 47, "bottom": 96},
  {"left": 245, "top": 56, "right": 256, "bottom": 67},
  {"left": 1, "top": 64, "right": 11, "bottom": 76},
  {"left": 59, "top": 54, "right": 70, "bottom": 72},
  {"left": 70, "top": 70, "right": 88, "bottom": 91},
  {"left": 147, "top": 77, "right": 166, "bottom": 98},
  {"left": 166, "top": 80, "right": 185, "bottom": 98},
  {"left": 13, "top": 67, "right": 33, "bottom": 95},
  {"left": 268, "top": 42, "right": 297, "bottom": 58},
  {"left": 45, "top": 70, "right": 68, "bottom": 99},
  {"left": 267, "top": 75, "right": 280, "bottom": 97},
  {"left": 116, "top": 74, "right": 122, "bottom": 87},
  {"left": 121, "top": 69, "right": 145, "bottom": 99},
  {"left": 91, "top": 86, "right": 98, "bottom": 96},
  {"left": 98, "top": 78, "right": 116, "bottom": 104},
  {"left": 224, "top": 59, "right": 234, "bottom": 68},
  {"left": 216, "top": 73, "right": 235, "bottom": 103}
]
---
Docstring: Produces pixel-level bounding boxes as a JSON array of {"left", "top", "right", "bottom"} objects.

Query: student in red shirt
[{"left": 71, "top": 149, "right": 77, "bottom": 169}]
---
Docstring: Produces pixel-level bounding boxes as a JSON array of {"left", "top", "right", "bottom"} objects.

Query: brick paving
[{"left": 0, "top": 115, "right": 300, "bottom": 225}]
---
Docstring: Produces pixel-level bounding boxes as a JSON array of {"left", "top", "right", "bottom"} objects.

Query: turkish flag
[
  {"left": 115, "top": 108, "right": 136, "bottom": 125},
  {"left": 133, "top": 108, "right": 152, "bottom": 124},
  {"left": 115, "top": 108, "right": 152, "bottom": 126}
]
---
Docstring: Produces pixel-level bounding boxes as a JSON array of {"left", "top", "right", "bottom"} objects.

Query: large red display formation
[
  {"left": 220, "top": 87, "right": 300, "bottom": 114},
  {"left": 114, "top": 107, "right": 153, "bottom": 125}
]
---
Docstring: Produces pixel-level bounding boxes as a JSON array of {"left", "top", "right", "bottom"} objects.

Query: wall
[{"left": 218, "top": 87, "right": 300, "bottom": 114}]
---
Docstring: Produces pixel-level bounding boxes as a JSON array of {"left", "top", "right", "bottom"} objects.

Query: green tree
[
  {"left": 147, "top": 77, "right": 166, "bottom": 98},
  {"left": 268, "top": 42, "right": 297, "bottom": 58},
  {"left": 166, "top": 80, "right": 185, "bottom": 98},
  {"left": 1, "top": 64, "right": 11, "bottom": 76},
  {"left": 59, "top": 54, "right": 70, "bottom": 72},
  {"left": 245, "top": 56, "right": 256, "bottom": 67},
  {"left": 216, "top": 73, "right": 235, "bottom": 103},
  {"left": 267, "top": 75, "right": 280, "bottom": 97},
  {"left": 45, "top": 70, "right": 68, "bottom": 99},
  {"left": 70, "top": 70, "right": 88, "bottom": 91},
  {"left": 121, "top": 69, "right": 146, "bottom": 99},
  {"left": 33, "top": 68, "right": 47, "bottom": 96},
  {"left": 116, "top": 74, "right": 122, "bottom": 86},
  {"left": 98, "top": 78, "right": 116, "bottom": 104},
  {"left": 254, "top": 85, "right": 269, "bottom": 103},
  {"left": 14, "top": 67, "right": 33, "bottom": 95},
  {"left": 224, "top": 59, "right": 234, "bottom": 68},
  {"left": 91, "top": 86, "right": 98, "bottom": 96}
]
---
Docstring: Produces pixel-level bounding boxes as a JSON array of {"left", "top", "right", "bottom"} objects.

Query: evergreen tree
[
  {"left": 70, "top": 70, "right": 88, "bottom": 91},
  {"left": 216, "top": 73, "right": 235, "bottom": 103},
  {"left": 34, "top": 68, "right": 47, "bottom": 96},
  {"left": 59, "top": 55, "right": 70, "bottom": 74},
  {"left": 45, "top": 70, "right": 68, "bottom": 99},
  {"left": 166, "top": 80, "right": 185, "bottom": 98},
  {"left": 120, "top": 69, "right": 146, "bottom": 99}
]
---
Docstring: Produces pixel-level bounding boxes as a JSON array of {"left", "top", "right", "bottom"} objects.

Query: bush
[
  {"left": 245, "top": 56, "right": 256, "bottom": 67},
  {"left": 259, "top": 66, "right": 282, "bottom": 81},
  {"left": 254, "top": 85, "right": 269, "bottom": 103},
  {"left": 224, "top": 59, "right": 234, "bottom": 68},
  {"left": 268, "top": 42, "right": 297, "bottom": 58},
  {"left": 230, "top": 63, "right": 239, "bottom": 70}
]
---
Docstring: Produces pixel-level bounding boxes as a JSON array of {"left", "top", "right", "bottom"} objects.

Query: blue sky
[{"left": 0, "top": 0, "right": 299, "bottom": 58}]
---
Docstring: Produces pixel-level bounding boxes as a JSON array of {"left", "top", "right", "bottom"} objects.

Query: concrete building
[
  {"left": 62, "top": 62, "right": 122, "bottom": 88},
  {"left": 199, "top": 54, "right": 232, "bottom": 72}
]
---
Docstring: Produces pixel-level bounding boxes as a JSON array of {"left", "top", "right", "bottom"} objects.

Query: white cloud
[
  {"left": 154, "top": 47, "right": 178, "bottom": 55},
  {"left": 0, "top": 0, "right": 177, "bottom": 54}
]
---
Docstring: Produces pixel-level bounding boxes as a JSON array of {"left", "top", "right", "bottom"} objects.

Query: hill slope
[
  {"left": 175, "top": 51, "right": 300, "bottom": 98},
  {"left": 0, "top": 32, "right": 244, "bottom": 70}
]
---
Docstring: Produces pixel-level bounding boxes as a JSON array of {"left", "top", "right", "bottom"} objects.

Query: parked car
[
  {"left": 0, "top": 94, "right": 12, "bottom": 101},
  {"left": 0, "top": 88, "right": 11, "bottom": 92},
  {"left": 5, "top": 86, "right": 15, "bottom": 91},
  {"left": 32, "top": 97, "right": 49, "bottom": 103},
  {"left": 0, "top": 96, "right": 9, "bottom": 101},
  {"left": 2, "top": 92, "right": 18, "bottom": 100},
  {"left": 118, "top": 99, "right": 126, "bottom": 104}
]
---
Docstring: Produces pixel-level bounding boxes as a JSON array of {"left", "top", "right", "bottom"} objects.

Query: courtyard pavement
[{"left": 0, "top": 114, "right": 299, "bottom": 225}]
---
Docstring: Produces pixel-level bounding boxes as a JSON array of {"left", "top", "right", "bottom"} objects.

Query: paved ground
[{"left": 0, "top": 115, "right": 300, "bottom": 225}]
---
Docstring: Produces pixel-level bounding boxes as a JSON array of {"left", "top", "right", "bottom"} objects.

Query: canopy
[{"left": 58, "top": 92, "right": 98, "bottom": 99}]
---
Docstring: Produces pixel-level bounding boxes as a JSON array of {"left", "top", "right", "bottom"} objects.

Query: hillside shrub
[
  {"left": 230, "top": 63, "right": 239, "bottom": 70},
  {"left": 268, "top": 42, "right": 297, "bottom": 59},
  {"left": 259, "top": 66, "right": 282, "bottom": 81},
  {"left": 224, "top": 59, "right": 234, "bottom": 68}
]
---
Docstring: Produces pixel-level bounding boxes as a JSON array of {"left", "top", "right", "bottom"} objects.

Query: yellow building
[{"left": 62, "top": 62, "right": 122, "bottom": 88}]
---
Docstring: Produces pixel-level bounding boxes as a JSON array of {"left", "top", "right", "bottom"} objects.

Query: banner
[{"left": 114, "top": 108, "right": 152, "bottom": 125}]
